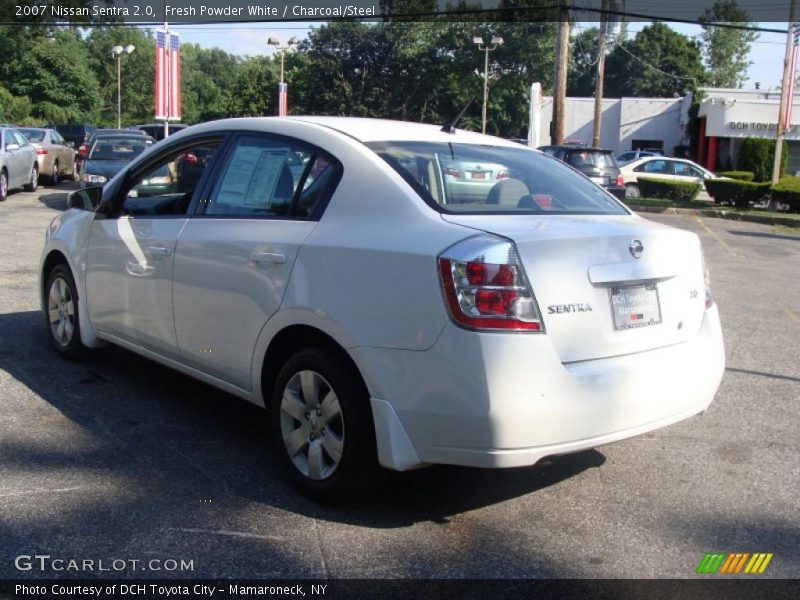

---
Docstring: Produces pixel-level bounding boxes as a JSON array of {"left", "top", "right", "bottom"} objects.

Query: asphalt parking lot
[{"left": 0, "top": 183, "right": 798, "bottom": 579}]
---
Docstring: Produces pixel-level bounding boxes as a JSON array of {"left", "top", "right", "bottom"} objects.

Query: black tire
[
  {"left": 44, "top": 264, "right": 85, "bottom": 359},
  {"left": 270, "top": 347, "right": 382, "bottom": 502},
  {"left": 24, "top": 163, "right": 38, "bottom": 192},
  {"left": 0, "top": 170, "right": 7, "bottom": 202},
  {"left": 50, "top": 161, "right": 59, "bottom": 186},
  {"left": 625, "top": 183, "right": 640, "bottom": 199}
]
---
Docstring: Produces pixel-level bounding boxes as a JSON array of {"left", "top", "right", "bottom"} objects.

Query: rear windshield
[
  {"left": 89, "top": 136, "right": 149, "bottom": 160},
  {"left": 564, "top": 150, "right": 616, "bottom": 169},
  {"left": 367, "top": 142, "right": 628, "bottom": 215},
  {"left": 18, "top": 128, "right": 45, "bottom": 143}
]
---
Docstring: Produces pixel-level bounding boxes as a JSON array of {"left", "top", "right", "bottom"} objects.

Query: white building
[{"left": 533, "top": 87, "right": 800, "bottom": 173}]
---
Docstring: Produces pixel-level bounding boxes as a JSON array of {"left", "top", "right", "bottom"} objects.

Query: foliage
[
  {"left": 770, "top": 177, "right": 800, "bottom": 213},
  {"left": 716, "top": 170, "right": 754, "bottom": 181},
  {"left": 637, "top": 177, "right": 702, "bottom": 202},
  {"left": 567, "top": 26, "right": 599, "bottom": 97},
  {"left": 699, "top": 1, "right": 759, "bottom": 89},
  {"left": 705, "top": 178, "right": 771, "bottom": 208},
  {"left": 230, "top": 56, "right": 277, "bottom": 117},
  {"left": 737, "top": 138, "right": 788, "bottom": 182},
  {"left": 10, "top": 30, "right": 101, "bottom": 123},
  {"left": 85, "top": 27, "right": 156, "bottom": 126},
  {"left": 604, "top": 23, "right": 707, "bottom": 98},
  {"left": 292, "top": 21, "right": 555, "bottom": 137}
]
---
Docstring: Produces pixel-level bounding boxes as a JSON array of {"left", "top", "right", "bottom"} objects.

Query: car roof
[{"left": 180, "top": 116, "right": 525, "bottom": 147}]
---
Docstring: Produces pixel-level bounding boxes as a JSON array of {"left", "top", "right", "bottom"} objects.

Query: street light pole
[
  {"left": 111, "top": 44, "right": 135, "bottom": 129},
  {"left": 267, "top": 36, "right": 299, "bottom": 116},
  {"left": 473, "top": 36, "right": 504, "bottom": 135}
]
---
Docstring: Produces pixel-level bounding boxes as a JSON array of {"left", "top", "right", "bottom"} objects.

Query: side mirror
[
  {"left": 5, "top": 143, "right": 19, "bottom": 151},
  {"left": 68, "top": 187, "right": 102, "bottom": 210}
]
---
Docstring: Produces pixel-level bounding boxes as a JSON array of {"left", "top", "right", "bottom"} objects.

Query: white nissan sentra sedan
[{"left": 40, "top": 117, "right": 725, "bottom": 500}]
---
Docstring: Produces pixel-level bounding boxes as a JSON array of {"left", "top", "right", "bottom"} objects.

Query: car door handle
[
  {"left": 250, "top": 251, "right": 287, "bottom": 264},
  {"left": 148, "top": 245, "right": 173, "bottom": 257}
]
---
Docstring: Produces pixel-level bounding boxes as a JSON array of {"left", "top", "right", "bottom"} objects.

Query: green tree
[
  {"left": 699, "top": 1, "right": 758, "bottom": 88},
  {"left": 85, "top": 27, "right": 156, "bottom": 126},
  {"left": 11, "top": 29, "right": 101, "bottom": 123},
  {"left": 180, "top": 44, "right": 240, "bottom": 122},
  {"left": 230, "top": 56, "right": 277, "bottom": 116},
  {"left": 568, "top": 26, "right": 600, "bottom": 97},
  {"left": 604, "top": 23, "right": 707, "bottom": 98}
]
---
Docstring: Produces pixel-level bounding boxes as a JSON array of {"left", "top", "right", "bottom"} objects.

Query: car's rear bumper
[
  {"left": 355, "top": 304, "right": 725, "bottom": 470},
  {"left": 606, "top": 185, "right": 626, "bottom": 200}
]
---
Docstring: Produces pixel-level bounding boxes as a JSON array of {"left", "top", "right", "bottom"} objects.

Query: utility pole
[
  {"left": 551, "top": 2, "right": 571, "bottom": 145},
  {"left": 773, "top": 0, "right": 797, "bottom": 184},
  {"left": 592, "top": 0, "right": 609, "bottom": 147}
]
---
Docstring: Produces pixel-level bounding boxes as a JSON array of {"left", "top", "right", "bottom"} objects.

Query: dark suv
[
  {"left": 537, "top": 146, "right": 625, "bottom": 200},
  {"left": 51, "top": 124, "right": 96, "bottom": 148}
]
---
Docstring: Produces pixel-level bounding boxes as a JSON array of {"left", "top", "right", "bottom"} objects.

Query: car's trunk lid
[{"left": 442, "top": 214, "right": 707, "bottom": 363}]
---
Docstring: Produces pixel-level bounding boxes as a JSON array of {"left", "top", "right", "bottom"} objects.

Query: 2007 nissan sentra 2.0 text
[{"left": 39, "top": 117, "right": 725, "bottom": 501}]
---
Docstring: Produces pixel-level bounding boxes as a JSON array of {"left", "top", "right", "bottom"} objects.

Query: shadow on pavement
[
  {"left": 37, "top": 181, "right": 80, "bottom": 211},
  {"left": 0, "top": 310, "right": 604, "bottom": 533},
  {"left": 727, "top": 229, "right": 800, "bottom": 242}
]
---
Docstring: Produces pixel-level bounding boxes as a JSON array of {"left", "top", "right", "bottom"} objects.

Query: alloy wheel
[
  {"left": 279, "top": 369, "right": 345, "bottom": 481},
  {"left": 48, "top": 277, "right": 76, "bottom": 347}
]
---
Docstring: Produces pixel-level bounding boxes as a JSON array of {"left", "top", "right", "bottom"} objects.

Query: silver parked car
[
  {"left": 0, "top": 127, "right": 38, "bottom": 201},
  {"left": 18, "top": 127, "right": 77, "bottom": 185}
]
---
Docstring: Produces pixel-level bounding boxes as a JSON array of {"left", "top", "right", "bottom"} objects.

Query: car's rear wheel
[
  {"left": 24, "top": 163, "right": 38, "bottom": 192},
  {"left": 45, "top": 264, "right": 84, "bottom": 359},
  {"left": 50, "top": 161, "right": 59, "bottom": 185},
  {"left": 0, "top": 170, "right": 7, "bottom": 202},
  {"left": 271, "top": 347, "right": 381, "bottom": 502},
  {"left": 625, "top": 183, "right": 640, "bottom": 198}
]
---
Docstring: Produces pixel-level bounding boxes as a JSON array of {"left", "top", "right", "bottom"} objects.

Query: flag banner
[
  {"left": 170, "top": 32, "right": 182, "bottom": 120},
  {"left": 278, "top": 82, "right": 288, "bottom": 116},
  {"left": 155, "top": 29, "right": 181, "bottom": 121},
  {"left": 155, "top": 29, "right": 167, "bottom": 119}
]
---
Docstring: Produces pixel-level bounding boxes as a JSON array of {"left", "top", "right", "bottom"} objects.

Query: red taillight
[
  {"left": 443, "top": 167, "right": 461, "bottom": 178},
  {"left": 438, "top": 235, "right": 543, "bottom": 332},
  {"left": 36, "top": 148, "right": 48, "bottom": 155},
  {"left": 78, "top": 145, "right": 88, "bottom": 156},
  {"left": 496, "top": 171, "right": 510, "bottom": 180},
  {"left": 616, "top": 174, "right": 624, "bottom": 186}
]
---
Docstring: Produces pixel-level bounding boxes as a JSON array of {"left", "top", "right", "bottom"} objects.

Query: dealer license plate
[
  {"left": 610, "top": 284, "right": 662, "bottom": 330},
  {"left": 470, "top": 171, "right": 487, "bottom": 179}
]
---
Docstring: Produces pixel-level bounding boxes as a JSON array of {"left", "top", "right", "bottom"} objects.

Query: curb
[{"left": 629, "top": 204, "right": 800, "bottom": 228}]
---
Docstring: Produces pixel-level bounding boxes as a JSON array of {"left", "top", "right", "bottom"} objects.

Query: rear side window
[
  {"left": 635, "top": 160, "right": 669, "bottom": 174},
  {"left": 202, "top": 135, "right": 340, "bottom": 219},
  {"left": 368, "top": 141, "right": 628, "bottom": 215}
]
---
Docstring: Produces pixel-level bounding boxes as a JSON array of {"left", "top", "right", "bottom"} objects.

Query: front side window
[
  {"left": 203, "top": 135, "right": 339, "bottom": 218},
  {"left": 368, "top": 142, "right": 628, "bottom": 215},
  {"left": 120, "top": 141, "right": 219, "bottom": 217},
  {"left": 12, "top": 130, "right": 29, "bottom": 147}
]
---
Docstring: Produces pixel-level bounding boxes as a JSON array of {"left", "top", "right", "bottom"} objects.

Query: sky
[{"left": 165, "top": 21, "right": 791, "bottom": 92}]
